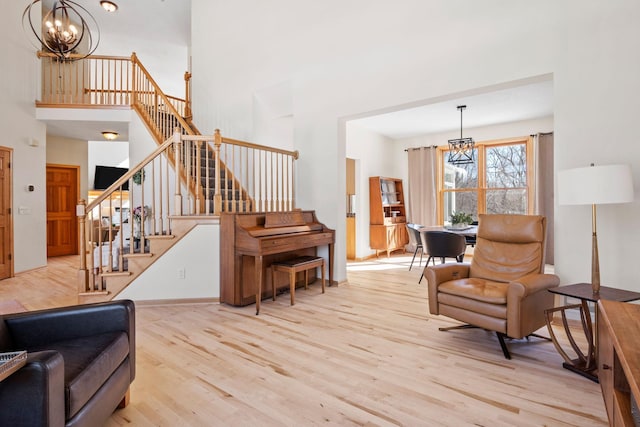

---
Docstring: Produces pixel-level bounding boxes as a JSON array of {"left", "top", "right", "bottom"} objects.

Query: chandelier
[
  {"left": 447, "top": 105, "right": 476, "bottom": 165},
  {"left": 22, "top": 0, "right": 100, "bottom": 60}
]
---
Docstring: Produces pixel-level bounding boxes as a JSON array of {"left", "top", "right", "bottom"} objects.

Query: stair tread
[
  {"left": 123, "top": 253, "right": 154, "bottom": 258},
  {"left": 79, "top": 291, "right": 110, "bottom": 296},
  {"left": 146, "top": 234, "right": 176, "bottom": 240},
  {"left": 100, "top": 271, "right": 132, "bottom": 278}
]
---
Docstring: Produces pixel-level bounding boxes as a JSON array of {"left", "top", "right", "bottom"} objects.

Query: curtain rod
[{"left": 404, "top": 145, "right": 438, "bottom": 152}]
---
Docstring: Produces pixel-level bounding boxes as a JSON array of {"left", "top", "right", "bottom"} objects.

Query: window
[{"left": 438, "top": 137, "right": 533, "bottom": 225}]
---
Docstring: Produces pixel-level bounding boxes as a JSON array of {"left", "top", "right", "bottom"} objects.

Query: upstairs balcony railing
[{"left": 37, "top": 51, "right": 188, "bottom": 113}]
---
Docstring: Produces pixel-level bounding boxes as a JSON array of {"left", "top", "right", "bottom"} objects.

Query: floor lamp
[{"left": 558, "top": 164, "right": 634, "bottom": 293}]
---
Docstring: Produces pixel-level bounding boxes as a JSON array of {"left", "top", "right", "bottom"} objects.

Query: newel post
[
  {"left": 173, "top": 129, "right": 183, "bottom": 214},
  {"left": 184, "top": 71, "right": 192, "bottom": 120},
  {"left": 77, "top": 199, "right": 89, "bottom": 295},
  {"left": 214, "top": 129, "right": 223, "bottom": 215}
]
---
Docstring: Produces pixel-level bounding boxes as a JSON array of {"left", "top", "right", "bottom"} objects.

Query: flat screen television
[{"left": 94, "top": 165, "right": 129, "bottom": 190}]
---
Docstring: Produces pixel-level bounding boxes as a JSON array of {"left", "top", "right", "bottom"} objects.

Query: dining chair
[
  {"left": 418, "top": 230, "right": 466, "bottom": 284},
  {"left": 464, "top": 220, "right": 479, "bottom": 247},
  {"left": 406, "top": 224, "right": 424, "bottom": 271}
]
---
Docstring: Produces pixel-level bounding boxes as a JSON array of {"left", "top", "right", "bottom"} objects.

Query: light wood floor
[{"left": 1, "top": 255, "right": 607, "bottom": 426}]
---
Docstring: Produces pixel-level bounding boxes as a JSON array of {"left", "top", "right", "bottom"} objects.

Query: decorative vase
[
  {"left": 133, "top": 219, "right": 141, "bottom": 239},
  {"left": 452, "top": 222, "right": 468, "bottom": 229}
]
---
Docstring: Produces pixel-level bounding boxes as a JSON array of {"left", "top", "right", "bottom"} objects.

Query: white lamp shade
[{"left": 558, "top": 164, "right": 634, "bottom": 205}]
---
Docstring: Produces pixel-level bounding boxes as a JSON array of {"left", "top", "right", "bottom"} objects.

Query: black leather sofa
[{"left": 0, "top": 300, "right": 135, "bottom": 427}]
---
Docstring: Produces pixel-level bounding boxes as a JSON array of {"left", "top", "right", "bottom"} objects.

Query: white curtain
[
  {"left": 534, "top": 132, "right": 554, "bottom": 264},
  {"left": 407, "top": 147, "right": 437, "bottom": 227}
]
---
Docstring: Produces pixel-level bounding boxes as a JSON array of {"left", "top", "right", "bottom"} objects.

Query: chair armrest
[
  {"left": 506, "top": 274, "right": 560, "bottom": 338},
  {"left": 508, "top": 274, "right": 560, "bottom": 299},
  {"left": 0, "top": 351, "right": 65, "bottom": 426},
  {"left": 424, "top": 263, "right": 471, "bottom": 314},
  {"left": 4, "top": 300, "right": 134, "bottom": 349}
]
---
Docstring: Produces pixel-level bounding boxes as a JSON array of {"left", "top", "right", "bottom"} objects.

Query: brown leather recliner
[{"left": 424, "top": 214, "right": 560, "bottom": 359}]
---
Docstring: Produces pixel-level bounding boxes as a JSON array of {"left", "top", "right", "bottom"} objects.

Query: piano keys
[{"left": 220, "top": 210, "right": 335, "bottom": 313}]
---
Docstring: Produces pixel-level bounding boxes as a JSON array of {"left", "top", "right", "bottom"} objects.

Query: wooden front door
[
  {"left": 0, "top": 148, "right": 13, "bottom": 279},
  {"left": 46, "top": 165, "right": 79, "bottom": 257}
]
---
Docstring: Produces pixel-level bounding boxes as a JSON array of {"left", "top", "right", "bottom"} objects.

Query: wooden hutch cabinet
[{"left": 369, "top": 176, "right": 408, "bottom": 257}]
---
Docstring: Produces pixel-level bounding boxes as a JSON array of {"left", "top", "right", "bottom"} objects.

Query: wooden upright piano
[{"left": 220, "top": 210, "right": 335, "bottom": 312}]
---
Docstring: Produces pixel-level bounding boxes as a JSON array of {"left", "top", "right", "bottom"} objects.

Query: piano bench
[{"left": 271, "top": 256, "right": 326, "bottom": 306}]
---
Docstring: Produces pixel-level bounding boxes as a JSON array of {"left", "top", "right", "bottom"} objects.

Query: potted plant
[
  {"left": 132, "top": 169, "right": 145, "bottom": 185},
  {"left": 450, "top": 211, "right": 473, "bottom": 229}
]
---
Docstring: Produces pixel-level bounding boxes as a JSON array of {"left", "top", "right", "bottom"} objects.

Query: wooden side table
[{"left": 545, "top": 283, "right": 640, "bottom": 382}]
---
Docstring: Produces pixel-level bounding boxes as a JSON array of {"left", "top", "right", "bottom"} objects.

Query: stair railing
[
  {"left": 37, "top": 51, "right": 134, "bottom": 107},
  {"left": 79, "top": 130, "right": 298, "bottom": 294}
]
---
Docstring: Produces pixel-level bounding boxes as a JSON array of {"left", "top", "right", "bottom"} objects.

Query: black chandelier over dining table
[{"left": 447, "top": 105, "right": 476, "bottom": 165}]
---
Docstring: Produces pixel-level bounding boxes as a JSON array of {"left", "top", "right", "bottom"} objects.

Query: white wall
[
  {"left": 2, "top": 2, "right": 47, "bottom": 273},
  {"left": 47, "top": 135, "right": 89, "bottom": 200},
  {"left": 192, "top": 0, "right": 561, "bottom": 283},
  {"left": 128, "top": 113, "right": 159, "bottom": 167},
  {"left": 554, "top": 1, "right": 640, "bottom": 289},
  {"left": 346, "top": 122, "right": 398, "bottom": 258},
  {"left": 252, "top": 80, "right": 294, "bottom": 149},
  {"left": 117, "top": 224, "right": 220, "bottom": 300}
]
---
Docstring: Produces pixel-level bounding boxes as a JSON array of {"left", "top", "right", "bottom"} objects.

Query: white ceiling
[
  {"left": 41, "top": 0, "right": 190, "bottom": 47},
  {"left": 351, "top": 79, "right": 554, "bottom": 140}
]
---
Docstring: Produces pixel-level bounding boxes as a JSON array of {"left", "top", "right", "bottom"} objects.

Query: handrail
[
  {"left": 166, "top": 94, "right": 186, "bottom": 103},
  {"left": 130, "top": 52, "right": 195, "bottom": 136},
  {"left": 183, "top": 133, "right": 299, "bottom": 159},
  {"left": 37, "top": 51, "right": 131, "bottom": 61}
]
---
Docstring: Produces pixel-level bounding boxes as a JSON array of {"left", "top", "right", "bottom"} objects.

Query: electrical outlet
[{"left": 177, "top": 268, "right": 185, "bottom": 279}]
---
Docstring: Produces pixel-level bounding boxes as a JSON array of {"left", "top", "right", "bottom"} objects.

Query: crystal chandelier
[
  {"left": 447, "top": 105, "right": 476, "bottom": 165},
  {"left": 22, "top": 0, "right": 100, "bottom": 60}
]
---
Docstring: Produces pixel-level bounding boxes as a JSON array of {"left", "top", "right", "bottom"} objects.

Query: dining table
[{"left": 418, "top": 224, "right": 478, "bottom": 238}]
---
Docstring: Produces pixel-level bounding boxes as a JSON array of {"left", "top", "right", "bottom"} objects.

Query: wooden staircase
[{"left": 38, "top": 52, "right": 299, "bottom": 302}]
